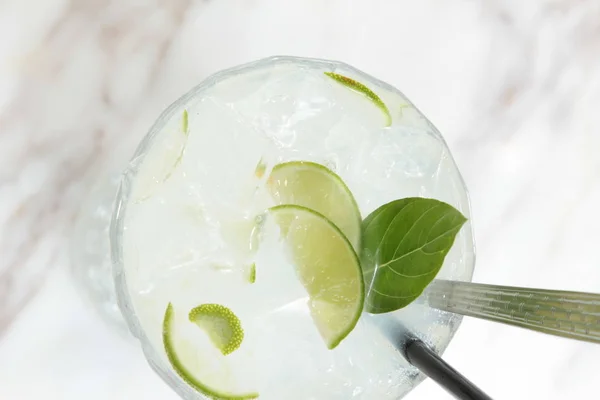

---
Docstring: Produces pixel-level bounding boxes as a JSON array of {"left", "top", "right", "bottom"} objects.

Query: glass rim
[{"left": 109, "top": 55, "right": 476, "bottom": 400}]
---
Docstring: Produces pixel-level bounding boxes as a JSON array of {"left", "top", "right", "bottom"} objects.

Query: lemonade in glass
[{"left": 111, "top": 56, "right": 475, "bottom": 399}]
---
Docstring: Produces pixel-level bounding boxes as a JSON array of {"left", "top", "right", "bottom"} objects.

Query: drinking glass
[{"left": 72, "top": 56, "right": 475, "bottom": 399}]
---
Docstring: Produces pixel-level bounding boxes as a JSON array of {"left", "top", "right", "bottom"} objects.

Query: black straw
[
  {"left": 403, "top": 338, "right": 492, "bottom": 400},
  {"left": 366, "top": 314, "right": 491, "bottom": 400}
]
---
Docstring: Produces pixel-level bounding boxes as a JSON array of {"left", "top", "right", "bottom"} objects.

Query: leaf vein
[
  {"left": 380, "top": 221, "right": 458, "bottom": 270},
  {"left": 371, "top": 287, "right": 419, "bottom": 299},
  {"left": 391, "top": 204, "right": 442, "bottom": 258},
  {"left": 363, "top": 199, "right": 412, "bottom": 236},
  {"left": 375, "top": 200, "right": 418, "bottom": 255}
]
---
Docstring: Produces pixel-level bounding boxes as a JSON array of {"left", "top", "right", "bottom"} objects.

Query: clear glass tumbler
[{"left": 73, "top": 56, "right": 476, "bottom": 399}]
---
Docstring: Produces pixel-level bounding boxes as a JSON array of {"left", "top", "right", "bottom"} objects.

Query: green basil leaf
[{"left": 361, "top": 198, "right": 467, "bottom": 314}]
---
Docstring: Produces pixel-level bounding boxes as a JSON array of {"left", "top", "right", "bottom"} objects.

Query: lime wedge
[
  {"left": 267, "top": 161, "right": 361, "bottom": 251},
  {"left": 163, "top": 303, "right": 258, "bottom": 400},
  {"left": 269, "top": 205, "right": 364, "bottom": 349}
]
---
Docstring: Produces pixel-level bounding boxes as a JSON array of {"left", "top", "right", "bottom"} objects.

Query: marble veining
[{"left": 1, "top": 0, "right": 599, "bottom": 399}]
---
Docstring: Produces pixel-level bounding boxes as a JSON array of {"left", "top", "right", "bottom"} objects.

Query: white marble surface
[{"left": 1, "top": 0, "right": 600, "bottom": 398}]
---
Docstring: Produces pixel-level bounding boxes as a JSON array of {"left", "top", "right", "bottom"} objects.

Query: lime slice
[
  {"left": 135, "top": 110, "right": 189, "bottom": 202},
  {"left": 267, "top": 161, "right": 361, "bottom": 251},
  {"left": 254, "top": 157, "right": 267, "bottom": 178},
  {"left": 163, "top": 303, "right": 259, "bottom": 400},
  {"left": 189, "top": 304, "right": 244, "bottom": 356},
  {"left": 324, "top": 72, "right": 392, "bottom": 127},
  {"left": 248, "top": 263, "right": 256, "bottom": 284},
  {"left": 269, "top": 205, "right": 364, "bottom": 349}
]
